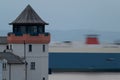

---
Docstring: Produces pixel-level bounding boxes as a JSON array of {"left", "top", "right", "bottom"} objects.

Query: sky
[{"left": 0, "top": 0, "right": 120, "bottom": 32}]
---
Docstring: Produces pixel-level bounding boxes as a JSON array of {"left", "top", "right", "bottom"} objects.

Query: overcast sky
[{"left": 0, "top": 0, "right": 120, "bottom": 32}]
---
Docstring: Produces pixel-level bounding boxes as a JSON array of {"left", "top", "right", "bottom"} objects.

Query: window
[
  {"left": 38, "top": 27, "right": 44, "bottom": 33},
  {"left": 29, "top": 44, "right": 32, "bottom": 52},
  {"left": 13, "top": 27, "right": 22, "bottom": 36},
  {"left": 3, "top": 59, "right": 7, "bottom": 70},
  {"left": 10, "top": 45, "right": 12, "bottom": 50},
  {"left": 30, "top": 62, "right": 35, "bottom": 70},
  {"left": 21, "top": 26, "right": 26, "bottom": 34},
  {"left": 33, "top": 26, "right": 37, "bottom": 33},
  {"left": 6, "top": 45, "right": 12, "bottom": 50},
  {"left": 6, "top": 45, "right": 9, "bottom": 49},
  {"left": 43, "top": 45, "right": 45, "bottom": 52},
  {"left": 27, "top": 26, "right": 38, "bottom": 36},
  {"left": 43, "top": 77, "right": 45, "bottom": 80},
  {"left": 3, "top": 63, "right": 7, "bottom": 70}
]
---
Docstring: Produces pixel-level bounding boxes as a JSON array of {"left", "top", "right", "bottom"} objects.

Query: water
[{"left": 49, "top": 72, "right": 120, "bottom": 80}]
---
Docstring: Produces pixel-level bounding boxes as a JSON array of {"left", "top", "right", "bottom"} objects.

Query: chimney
[{"left": 85, "top": 35, "right": 99, "bottom": 44}]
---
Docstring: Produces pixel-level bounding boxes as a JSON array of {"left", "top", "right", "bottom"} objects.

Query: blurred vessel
[{"left": 49, "top": 35, "right": 120, "bottom": 72}]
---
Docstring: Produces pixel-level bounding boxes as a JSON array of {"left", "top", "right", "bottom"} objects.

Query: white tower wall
[{"left": 11, "top": 44, "right": 49, "bottom": 80}]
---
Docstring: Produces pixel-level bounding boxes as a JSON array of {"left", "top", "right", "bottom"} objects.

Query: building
[{"left": 0, "top": 5, "right": 50, "bottom": 80}]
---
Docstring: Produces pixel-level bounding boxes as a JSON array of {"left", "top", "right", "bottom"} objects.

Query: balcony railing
[
  {"left": 7, "top": 32, "right": 50, "bottom": 44},
  {"left": 8, "top": 32, "right": 50, "bottom": 36}
]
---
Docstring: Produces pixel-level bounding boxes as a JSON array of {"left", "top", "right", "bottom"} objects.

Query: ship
[{"left": 49, "top": 35, "right": 120, "bottom": 73}]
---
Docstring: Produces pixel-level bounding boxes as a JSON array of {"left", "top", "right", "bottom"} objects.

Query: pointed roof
[{"left": 10, "top": 5, "right": 48, "bottom": 25}]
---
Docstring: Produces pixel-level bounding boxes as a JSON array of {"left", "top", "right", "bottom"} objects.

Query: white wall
[
  {"left": 12, "top": 44, "right": 25, "bottom": 57},
  {"left": 27, "top": 57, "right": 48, "bottom": 80},
  {"left": 11, "top": 44, "right": 49, "bottom": 80},
  {"left": 12, "top": 44, "right": 48, "bottom": 57},
  {"left": 2, "top": 64, "right": 25, "bottom": 80},
  {"left": 11, "top": 65, "right": 25, "bottom": 80}
]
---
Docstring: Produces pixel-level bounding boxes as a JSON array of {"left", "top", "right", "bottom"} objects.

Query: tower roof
[{"left": 10, "top": 5, "right": 48, "bottom": 25}]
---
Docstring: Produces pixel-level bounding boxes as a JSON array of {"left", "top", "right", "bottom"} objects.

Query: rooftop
[
  {"left": 0, "top": 37, "right": 7, "bottom": 44},
  {"left": 0, "top": 52, "right": 24, "bottom": 64},
  {"left": 10, "top": 5, "right": 48, "bottom": 25}
]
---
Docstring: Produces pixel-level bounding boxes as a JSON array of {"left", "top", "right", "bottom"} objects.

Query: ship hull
[{"left": 49, "top": 52, "right": 120, "bottom": 72}]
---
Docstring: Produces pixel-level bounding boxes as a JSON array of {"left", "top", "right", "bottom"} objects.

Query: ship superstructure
[{"left": 49, "top": 35, "right": 120, "bottom": 72}]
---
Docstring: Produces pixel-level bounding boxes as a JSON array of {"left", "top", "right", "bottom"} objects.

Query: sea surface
[{"left": 49, "top": 72, "right": 120, "bottom": 80}]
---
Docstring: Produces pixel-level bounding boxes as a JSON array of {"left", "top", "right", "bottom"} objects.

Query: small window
[
  {"left": 3, "top": 59, "right": 7, "bottom": 70},
  {"left": 6, "top": 45, "right": 9, "bottom": 49},
  {"left": 43, "top": 77, "right": 45, "bottom": 80},
  {"left": 33, "top": 26, "right": 37, "bottom": 33},
  {"left": 3, "top": 63, "right": 7, "bottom": 70},
  {"left": 29, "top": 44, "right": 32, "bottom": 52},
  {"left": 30, "top": 62, "right": 35, "bottom": 70},
  {"left": 38, "top": 27, "right": 44, "bottom": 33},
  {"left": 43, "top": 45, "right": 45, "bottom": 52},
  {"left": 10, "top": 45, "right": 12, "bottom": 50}
]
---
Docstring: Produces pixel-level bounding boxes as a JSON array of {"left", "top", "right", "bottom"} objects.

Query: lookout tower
[
  {"left": 8, "top": 5, "right": 50, "bottom": 44},
  {"left": 7, "top": 5, "right": 50, "bottom": 80}
]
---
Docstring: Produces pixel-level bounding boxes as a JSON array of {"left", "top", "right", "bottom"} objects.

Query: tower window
[
  {"left": 38, "top": 27, "right": 44, "bottom": 33},
  {"left": 6, "top": 45, "right": 9, "bottom": 49},
  {"left": 33, "top": 26, "right": 37, "bottom": 33},
  {"left": 29, "top": 44, "right": 32, "bottom": 52},
  {"left": 27, "top": 26, "right": 38, "bottom": 36},
  {"left": 13, "top": 27, "right": 22, "bottom": 36},
  {"left": 43, "top": 77, "right": 45, "bottom": 80},
  {"left": 21, "top": 27, "right": 26, "bottom": 34},
  {"left": 30, "top": 62, "right": 35, "bottom": 70},
  {"left": 43, "top": 45, "right": 45, "bottom": 52},
  {"left": 10, "top": 45, "right": 12, "bottom": 50}
]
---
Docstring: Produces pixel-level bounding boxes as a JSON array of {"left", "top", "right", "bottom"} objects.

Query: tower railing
[{"left": 7, "top": 32, "right": 50, "bottom": 44}]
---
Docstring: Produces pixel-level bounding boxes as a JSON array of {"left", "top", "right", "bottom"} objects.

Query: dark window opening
[
  {"left": 33, "top": 26, "right": 37, "bottom": 33},
  {"left": 10, "top": 45, "right": 12, "bottom": 50},
  {"left": 6, "top": 45, "right": 9, "bottom": 49},
  {"left": 3, "top": 63, "right": 7, "bottom": 70},
  {"left": 43, "top": 77, "right": 45, "bottom": 80},
  {"left": 30, "top": 62, "right": 35, "bottom": 70},
  {"left": 38, "top": 26, "right": 44, "bottom": 33},
  {"left": 13, "top": 26, "right": 45, "bottom": 36},
  {"left": 43, "top": 45, "right": 45, "bottom": 52},
  {"left": 13, "top": 27, "right": 22, "bottom": 36},
  {"left": 29, "top": 44, "right": 32, "bottom": 52},
  {"left": 21, "top": 27, "right": 26, "bottom": 34},
  {"left": 27, "top": 26, "right": 38, "bottom": 36}
]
